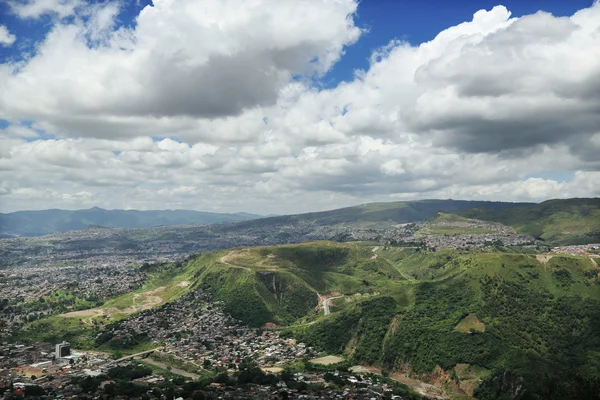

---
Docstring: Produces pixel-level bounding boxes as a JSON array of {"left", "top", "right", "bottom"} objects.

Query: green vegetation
[
  {"left": 236, "top": 199, "right": 531, "bottom": 229},
  {"left": 19, "top": 239, "right": 600, "bottom": 398},
  {"left": 456, "top": 197, "right": 600, "bottom": 245},
  {"left": 21, "top": 262, "right": 194, "bottom": 351},
  {"left": 289, "top": 296, "right": 398, "bottom": 364},
  {"left": 3, "top": 286, "right": 101, "bottom": 319},
  {"left": 188, "top": 242, "right": 409, "bottom": 326},
  {"left": 292, "top": 249, "right": 600, "bottom": 399},
  {"left": 23, "top": 315, "right": 96, "bottom": 349}
]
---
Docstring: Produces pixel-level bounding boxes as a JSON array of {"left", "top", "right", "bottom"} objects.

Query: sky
[{"left": 0, "top": 0, "right": 599, "bottom": 214}]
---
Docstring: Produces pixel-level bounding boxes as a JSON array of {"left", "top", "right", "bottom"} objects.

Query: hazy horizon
[{"left": 1, "top": 0, "right": 599, "bottom": 214}]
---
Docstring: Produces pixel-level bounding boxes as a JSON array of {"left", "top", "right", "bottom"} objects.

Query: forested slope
[{"left": 291, "top": 250, "right": 600, "bottom": 399}]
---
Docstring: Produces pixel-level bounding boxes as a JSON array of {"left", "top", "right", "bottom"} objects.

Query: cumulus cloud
[
  {"left": 0, "top": 0, "right": 361, "bottom": 124},
  {"left": 0, "top": 1, "right": 599, "bottom": 212},
  {"left": 0, "top": 26, "right": 16, "bottom": 46}
]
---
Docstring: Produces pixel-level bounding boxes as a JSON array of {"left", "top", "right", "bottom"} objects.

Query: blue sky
[
  {"left": 0, "top": 0, "right": 599, "bottom": 212},
  {"left": 1, "top": 0, "right": 592, "bottom": 82},
  {"left": 325, "top": 0, "right": 593, "bottom": 84}
]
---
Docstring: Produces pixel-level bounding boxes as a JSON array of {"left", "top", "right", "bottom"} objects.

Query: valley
[{"left": 1, "top": 198, "right": 599, "bottom": 399}]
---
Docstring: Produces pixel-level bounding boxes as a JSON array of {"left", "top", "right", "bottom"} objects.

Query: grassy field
[{"left": 455, "top": 314, "right": 486, "bottom": 333}]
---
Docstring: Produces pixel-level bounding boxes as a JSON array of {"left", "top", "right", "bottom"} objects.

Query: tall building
[{"left": 55, "top": 342, "right": 71, "bottom": 359}]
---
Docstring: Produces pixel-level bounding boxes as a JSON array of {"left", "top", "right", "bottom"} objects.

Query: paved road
[{"left": 323, "top": 296, "right": 344, "bottom": 315}]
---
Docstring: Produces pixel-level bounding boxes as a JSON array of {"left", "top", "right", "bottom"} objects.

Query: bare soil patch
[
  {"left": 262, "top": 366, "right": 283, "bottom": 373},
  {"left": 536, "top": 254, "right": 553, "bottom": 266},
  {"left": 61, "top": 309, "right": 105, "bottom": 318},
  {"left": 309, "top": 355, "right": 344, "bottom": 365},
  {"left": 390, "top": 372, "right": 446, "bottom": 399}
]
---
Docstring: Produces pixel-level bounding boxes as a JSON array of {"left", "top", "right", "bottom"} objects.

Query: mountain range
[
  {"left": 0, "top": 207, "right": 263, "bottom": 237},
  {"left": 3, "top": 198, "right": 599, "bottom": 244}
]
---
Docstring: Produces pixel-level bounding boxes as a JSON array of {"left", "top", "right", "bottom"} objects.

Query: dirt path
[
  {"left": 536, "top": 254, "right": 553, "bottom": 266},
  {"left": 139, "top": 357, "right": 201, "bottom": 380},
  {"left": 219, "top": 251, "right": 280, "bottom": 272},
  {"left": 375, "top": 251, "right": 417, "bottom": 283},
  {"left": 219, "top": 253, "right": 251, "bottom": 270}
]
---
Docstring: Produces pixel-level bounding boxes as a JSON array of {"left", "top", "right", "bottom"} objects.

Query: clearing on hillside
[
  {"left": 262, "top": 367, "right": 283, "bottom": 373},
  {"left": 455, "top": 314, "right": 486, "bottom": 334},
  {"left": 453, "top": 363, "right": 491, "bottom": 397},
  {"left": 309, "top": 355, "right": 344, "bottom": 365}
]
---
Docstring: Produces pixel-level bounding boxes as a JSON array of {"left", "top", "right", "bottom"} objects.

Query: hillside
[
  {"left": 234, "top": 199, "right": 531, "bottom": 229},
  {"left": 21, "top": 241, "right": 600, "bottom": 399},
  {"left": 0, "top": 207, "right": 262, "bottom": 237},
  {"left": 290, "top": 247, "right": 600, "bottom": 399},
  {"left": 22, "top": 241, "right": 408, "bottom": 344},
  {"left": 456, "top": 198, "right": 600, "bottom": 245}
]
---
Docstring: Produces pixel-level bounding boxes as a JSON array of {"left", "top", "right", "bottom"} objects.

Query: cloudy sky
[{"left": 0, "top": 0, "right": 599, "bottom": 214}]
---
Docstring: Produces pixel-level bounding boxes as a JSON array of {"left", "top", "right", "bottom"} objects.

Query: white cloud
[
  {"left": 8, "top": 0, "right": 83, "bottom": 19},
  {"left": 1, "top": 1, "right": 599, "bottom": 213},
  {"left": 0, "top": 26, "right": 16, "bottom": 46},
  {"left": 1, "top": 0, "right": 361, "bottom": 125}
]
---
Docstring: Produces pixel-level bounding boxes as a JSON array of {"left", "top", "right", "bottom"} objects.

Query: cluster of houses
[
  {"left": 380, "top": 218, "right": 539, "bottom": 250},
  {"left": 102, "top": 289, "right": 315, "bottom": 371},
  {"left": 0, "top": 341, "right": 116, "bottom": 393},
  {"left": 550, "top": 243, "right": 600, "bottom": 256},
  {"left": 0, "top": 257, "right": 152, "bottom": 340},
  {"left": 419, "top": 233, "right": 537, "bottom": 250}
]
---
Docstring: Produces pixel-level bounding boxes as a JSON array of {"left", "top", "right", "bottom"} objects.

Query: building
[{"left": 55, "top": 342, "right": 71, "bottom": 359}]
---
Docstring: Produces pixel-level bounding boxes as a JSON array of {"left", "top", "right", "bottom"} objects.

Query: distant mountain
[
  {"left": 0, "top": 207, "right": 263, "bottom": 237},
  {"left": 234, "top": 199, "right": 533, "bottom": 229},
  {"left": 456, "top": 197, "right": 600, "bottom": 245}
]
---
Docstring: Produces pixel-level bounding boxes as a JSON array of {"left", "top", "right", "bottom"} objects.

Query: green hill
[
  {"left": 455, "top": 198, "right": 600, "bottom": 245},
  {"left": 22, "top": 241, "right": 600, "bottom": 399},
  {"left": 235, "top": 199, "right": 531, "bottom": 229},
  {"left": 185, "top": 241, "right": 408, "bottom": 326},
  {"left": 0, "top": 207, "right": 263, "bottom": 237},
  {"left": 290, "top": 248, "right": 600, "bottom": 399}
]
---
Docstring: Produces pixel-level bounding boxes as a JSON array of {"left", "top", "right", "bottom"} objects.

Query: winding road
[{"left": 323, "top": 296, "right": 344, "bottom": 315}]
